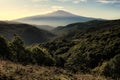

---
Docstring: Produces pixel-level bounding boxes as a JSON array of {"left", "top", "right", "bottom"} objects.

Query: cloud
[
  {"left": 97, "top": 0, "right": 120, "bottom": 4},
  {"left": 57, "top": 0, "right": 68, "bottom": 2},
  {"left": 31, "top": 0, "right": 48, "bottom": 2},
  {"left": 31, "top": 0, "right": 120, "bottom": 4},
  {"left": 57, "top": 0, "right": 87, "bottom": 3},
  {"left": 73, "top": 0, "right": 87, "bottom": 4},
  {"left": 51, "top": 6, "right": 65, "bottom": 10}
]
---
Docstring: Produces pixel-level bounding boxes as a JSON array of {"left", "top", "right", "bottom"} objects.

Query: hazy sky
[{"left": 0, "top": 0, "right": 120, "bottom": 20}]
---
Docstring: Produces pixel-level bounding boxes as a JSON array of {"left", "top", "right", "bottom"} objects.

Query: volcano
[{"left": 15, "top": 10, "right": 97, "bottom": 27}]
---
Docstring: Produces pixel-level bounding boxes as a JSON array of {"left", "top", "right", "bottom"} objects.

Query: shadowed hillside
[
  {"left": 53, "top": 19, "right": 120, "bottom": 38},
  {"left": 41, "top": 19, "right": 120, "bottom": 79},
  {"left": 0, "top": 19, "right": 120, "bottom": 79},
  {"left": 0, "top": 21, "right": 56, "bottom": 45}
]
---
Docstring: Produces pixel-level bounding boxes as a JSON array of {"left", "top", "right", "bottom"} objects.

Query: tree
[
  {"left": 31, "top": 46, "right": 55, "bottom": 66},
  {"left": 101, "top": 54, "right": 120, "bottom": 78},
  {"left": 9, "top": 34, "right": 25, "bottom": 62},
  {"left": 0, "top": 35, "right": 10, "bottom": 59}
]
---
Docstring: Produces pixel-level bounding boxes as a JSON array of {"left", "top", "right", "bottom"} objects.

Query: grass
[{"left": 0, "top": 60, "right": 112, "bottom": 80}]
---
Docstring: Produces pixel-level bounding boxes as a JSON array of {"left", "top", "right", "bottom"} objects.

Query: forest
[{"left": 0, "top": 20, "right": 120, "bottom": 80}]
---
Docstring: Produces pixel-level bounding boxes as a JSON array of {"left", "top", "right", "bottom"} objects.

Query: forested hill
[
  {"left": 41, "top": 19, "right": 120, "bottom": 79},
  {"left": 0, "top": 21, "right": 56, "bottom": 45},
  {"left": 53, "top": 19, "right": 120, "bottom": 38},
  {"left": 0, "top": 19, "right": 120, "bottom": 79}
]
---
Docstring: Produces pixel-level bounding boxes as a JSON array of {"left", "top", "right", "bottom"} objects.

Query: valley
[
  {"left": 0, "top": 19, "right": 120, "bottom": 79},
  {"left": 0, "top": 0, "right": 120, "bottom": 79}
]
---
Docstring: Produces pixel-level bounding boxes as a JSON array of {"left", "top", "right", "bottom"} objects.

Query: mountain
[
  {"left": 0, "top": 19, "right": 120, "bottom": 79},
  {"left": 0, "top": 21, "right": 55, "bottom": 45},
  {"left": 14, "top": 10, "right": 97, "bottom": 27},
  {"left": 5, "top": 21, "right": 54, "bottom": 31},
  {"left": 41, "top": 19, "right": 120, "bottom": 78},
  {"left": 34, "top": 25, "right": 54, "bottom": 31},
  {"left": 52, "top": 19, "right": 120, "bottom": 38}
]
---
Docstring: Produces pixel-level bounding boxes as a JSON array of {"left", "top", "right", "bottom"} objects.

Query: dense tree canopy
[{"left": 0, "top": 20, "right": 120, "bottom": 79}]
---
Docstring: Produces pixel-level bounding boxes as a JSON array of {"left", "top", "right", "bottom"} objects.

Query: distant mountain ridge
[
  {"left": 43, "top": 10, "right": 78, "bottom": 17},
  {"left": 14, "top": 10, "right": 98, "bottom": 27},
  {"left": 0, "top": 21, "right": 55, "bottom": 45},
  {"left": 33, "top": 25, "right": 54, "bottom": 31},
  {"left": 52, "top": 19, "right": 120, "bottom": 38}
]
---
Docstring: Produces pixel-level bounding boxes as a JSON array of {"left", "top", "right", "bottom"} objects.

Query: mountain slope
[
  {"left": 41, "top": 19, "right": 120, "bottom": 78},
  {"left": 34, "top": 25, "right": 54, "bottom": 31},
  {"left": 15, "top": 10, "right": 97, "bottom": 27},
  {"left": 0, "top": 21, "right": 55, "bottom": 45},
  {"left": 0, "top": 19, "right": 120, "bottom": 79},
  {"left": 53, "top": 19, "right": 120, "bottom": 38}
]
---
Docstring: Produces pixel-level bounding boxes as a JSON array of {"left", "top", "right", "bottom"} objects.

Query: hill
[
  {"left": 53, "top": 19, "right": 120, "bottom": 38},
  {"left": 4, "top": 21, "right": 54, "bottom": 31},
  {"left": 0, "top": 21, "right": 55, "bottom": 45},
  {"left": 41, "top": 19, "right": 120, "bottom": 79},
  {"left": 34, "top": 25, "right": 54, "bottom": 31},
  {"left": 14, "top": 10, "right": 97, "bottom": 27},
  {"left": 0, "top": 19, "right": 120, "bottom": 79}
]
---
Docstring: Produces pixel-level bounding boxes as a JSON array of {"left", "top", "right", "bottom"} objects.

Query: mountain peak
[
  {"left": 45, "top": 10, "right": 77, "bottom": 17},
  {"left": 54, "top": 10, "right": 68, "bottom": 13},
  {"left": 15, "top": 10, "right": 96, "bottom": 26}
]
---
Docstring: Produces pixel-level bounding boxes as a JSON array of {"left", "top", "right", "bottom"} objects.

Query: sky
[{"left": 0, "top": 0, "right": 120, "bottom": 20}]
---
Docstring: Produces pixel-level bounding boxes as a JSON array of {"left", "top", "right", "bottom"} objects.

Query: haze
[{"left": 0, "top": 0, "right": 120, "bottom": 20}]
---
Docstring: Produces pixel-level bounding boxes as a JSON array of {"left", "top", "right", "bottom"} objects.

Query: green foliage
[
  {"left": 9, "top": 34, "right": 26, "bottom": 63},
  {"left": 0, "top": 35, "right": 10, "bottom": 60},
  {"left": 0, "top": 34, "right": 55, "bottom": 66},
  {"left": 31, "top": 46, "right": 55, "bottom": 66},
  {"left": 41, "top": 20, "right": 120, "bottom": 78},
  {"left": 0, "top": 20, "right": 120, "bottom": 79},
  {"left": 99, "top": 54, "right": 120, "bottom": 78},
  {"left": 40, "top": 39, "right": 75, "bottom": 67}
]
